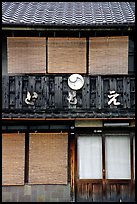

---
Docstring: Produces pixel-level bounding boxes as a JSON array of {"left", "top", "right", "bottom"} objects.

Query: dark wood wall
[{"left": 2, "top": 75, "right": 135, "bottom": 118}]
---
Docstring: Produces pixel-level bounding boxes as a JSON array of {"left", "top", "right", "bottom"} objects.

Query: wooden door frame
[{"left": 71, "top": 128, "right": 135, "bottom": 202}]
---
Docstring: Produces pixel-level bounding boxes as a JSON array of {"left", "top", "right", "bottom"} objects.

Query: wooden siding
[
  {"left": 76, "top": 179, "right": 134, "bottom": 202},
  {"left": 2, "top": 75, "right": 135, "bottom": 118}
]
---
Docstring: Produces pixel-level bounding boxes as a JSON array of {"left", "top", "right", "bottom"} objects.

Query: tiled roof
[{"left": 2, "top": 2, "right": 135, "bottom": 27}]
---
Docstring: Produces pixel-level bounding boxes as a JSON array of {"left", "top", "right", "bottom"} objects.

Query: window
[
  {"left": 2, "top": 132, "right": 68, "bottom": 186},
  {"left": 105, "top": 135, "right": 130, "bottom": 179},
  {"left": 7, "top": 37, "right": 46, "bottom": 74},
  {"left": 48, "top": 37, "right": 86, "bottom": 73},
  {"left": 77, "top": 131, "right": 134, "bottom": 180},
  {"left": 89, "top": 36, "right": 128, "bottom": 75},
  {"left": 2, "top": 133, "right": 25, "bottom": 185},
  {"left": 3, "top": 35, "right": 133, "bottom": 75},
  {"left": 29, "top": 133, "right": 68, "bottom": 184},
  {"left": 77, "top": 136, "right": 102, "bottom": 179}
]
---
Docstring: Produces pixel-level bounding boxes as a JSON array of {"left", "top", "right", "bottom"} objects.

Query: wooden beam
[{"left": 2, "top": 117, "right": 135, "bottom": 121}]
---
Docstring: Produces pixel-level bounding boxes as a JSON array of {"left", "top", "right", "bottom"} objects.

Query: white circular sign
[{"left": 68, "top": 74, "right": 84, "bottom": 90}]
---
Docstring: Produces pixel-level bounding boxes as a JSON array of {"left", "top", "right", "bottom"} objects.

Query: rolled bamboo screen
[
  {"left": 7, "top": 37, "right": 46, "bottom": 73},
  {"left": 29, "top": 133, "right": 68, "bottom": 184},
  {"left": 89, "top": 36, "right": 128, "bottom": 75},
  {"left": 2, "top": 133, "right": 25, "bottom": 185},
  {"left": 48, "top": 37, "right": 86, "bottom": 73}
]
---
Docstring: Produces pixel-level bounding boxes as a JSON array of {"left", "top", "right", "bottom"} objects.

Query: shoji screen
[
  {"left": 77, "top": 136, "right": 102, "bottom": 179},
  {"left": 2, "top": 133, "right": 25, "bottom": 185},
  {"left": 89, "top": 36, "right": 128, "bottom": 75},
  {"left": 7, "top": 37, "right": 46, "bottom": 73},
  {"left": 48, "top": 37, "right": 86, "bottom": 73},
  {"left": 29, "top": 133, "right": 68, "bottom": 184},
  {"left": 105, "top": 135, "right": 130, "bottom": 179}
]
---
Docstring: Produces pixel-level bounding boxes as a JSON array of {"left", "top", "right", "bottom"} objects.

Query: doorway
[{"left": 75, "top": 130, "right": 135, "bottom": 202}]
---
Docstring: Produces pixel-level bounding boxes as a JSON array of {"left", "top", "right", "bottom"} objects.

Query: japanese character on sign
[
  {"left": 108, "top": 90, "right": 120, "bottom": 105},
  {"left": 67, "top": 90, "right": 77, "bottom": 105},
  {"left": 25, "top": 91, "right": 38, "bottom": 105}
]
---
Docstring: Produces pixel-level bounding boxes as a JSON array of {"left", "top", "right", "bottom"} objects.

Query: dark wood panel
[
  {"left": 123, "top": 76, "right": 130, "bottom": 108},
  {"left": 2, "top": 75, "right": 135, "bottom": 118},
  {"left": 76, "top": 180, "right": 103, "bottom": 202},
  {"left": 76, "top": 180, "right": 132, "bottom": 202},
  {"left": 15, "top": 76, "right": 22, "bottom": 109},
  {"left": 54, "top": 76, "right": 62, "bottom": 108},
  {"left": 96, "top": 76, "right": 102, "bottom": 109},
  {"left": 82, "top": 76, "right": 90, "bottom": 109},
  {"left": 106, "top": 183, "right": 131, "bottom": 202},
  {"left": 41, "top": 76, "right": 49, "bottom": 109},
  {"left": 2, "top": 76, "right": 9, "bottom": 109},
  {"left": 109, "top": 78, "right": 117, "bottom": 109}
]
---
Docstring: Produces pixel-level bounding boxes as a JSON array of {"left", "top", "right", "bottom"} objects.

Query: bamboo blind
[
  {"left": 29, "top": 133, "right": 68, "bottom": 184},
  {"left": 7, "top": 37, "right": 46, "bottom": 73},
  {"left": 89, "top": 36, "right": 128, "bottom": 75},
  {"left": 48, "top": 37, "right": 86, "bottom": 73},
  {"left": 2, "top": 133, "right": 25, "bottom": 186}
]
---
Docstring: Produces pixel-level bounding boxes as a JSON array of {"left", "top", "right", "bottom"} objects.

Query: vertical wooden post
[
  {"left": 130, "top": 131, "right": 134, "bottom": 200},
  {"left": 96, "top": 76, "right": 102, "bottom": 109},
  {"left": 24, "top": 130, "right": 29, "bottom": 183},
  {"left": 70, "top": 134, "right": 76, "bottom": 202},
  {"left": 102, "top": 133, "right": 106, "bottom": 201}
]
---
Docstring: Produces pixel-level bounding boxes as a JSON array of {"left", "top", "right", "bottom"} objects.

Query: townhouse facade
[{"left": 2, "top": 2, "right": 135, "bottom": 202}]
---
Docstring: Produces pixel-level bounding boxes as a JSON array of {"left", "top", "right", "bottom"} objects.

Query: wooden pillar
[{"left": 70, "top": 132, "right": 76, "bottom": 202}]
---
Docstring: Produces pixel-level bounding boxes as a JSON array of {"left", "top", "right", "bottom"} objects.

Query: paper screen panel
[
  {"left": 77, "top": 136, "right": 102, "bottom": 179},
  {"left": 2, "top": 133, "right": 25, "bottom": 185},
  {"left": 89, "top": 36, "right": 128, "bottom": 75},
  {"left": 105, "top": 136, "right": 130, "bottom": 179},
  {"left": 29, "top": 133, "right": 68, "bottom": 184},
  {"left": 7, "top": 37, "right": 46, "bottom": 73},
  {"left": 48, "top": 37, "right": 86, "bottom": 73}
]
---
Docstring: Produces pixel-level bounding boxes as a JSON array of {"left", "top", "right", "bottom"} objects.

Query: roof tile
[{"left": 2, "top": 2, "right": 135, "bottom": 26}]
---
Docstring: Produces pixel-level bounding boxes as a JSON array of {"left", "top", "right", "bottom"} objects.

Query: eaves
[{"left": 2, "top": 23, "right": 135, "bottom": 32}]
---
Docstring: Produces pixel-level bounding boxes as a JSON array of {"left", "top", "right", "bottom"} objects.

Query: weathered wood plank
[
  {"left": 48, "top": 77, "right": 55, "bottom": 107},
  {"left": 92, "top": 183, "right": 102, "bottom": 202},
  {"left": 2, "top": 76, "right": 9, "bottom": 109},
  {"left": 82, "top": 76, "right": 90, "bottom": 109},
  {"left": 117, "top": 78, "right": 123, "bottom": 107},
  {"left": 41, "top": 76, "right": 49, "bottom": 109},
  {"left": 90, "top": 77, "right": 96, "bottom": 108},
  {"left": 110, "top": 184, "right": 118, "bottom": 202},
  {"left": 109, "top": 77, "right": 117, "bottom": 109},
  {"left": 27, "top": 76, "right": 36, "bottom": 109},
  {"left": 76, "top": 181, "right": 103, "bottom": 202},
  {"left": 130, "top": 78, "right": 135, "bottom": 109},
  {"left": 119, "top": 184, "right": 130, "bottom": 202},
  {"left": 96, "top": 76, "right": 102, "bottom": 109},
  {"left": 15, "top": 76, "right": 22, "bottom": 109},
  {"left": 9, "top": 76, "right": 15, "bottom": 108},
  {"left": 103, "top": 78, "right": 109, "bottom": 108},
  {"left": 54, "top": 76, "right": 62, "bottom": 108},
  {"left": 123, "top": 76, "right": 130, "bottom": 108}
]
